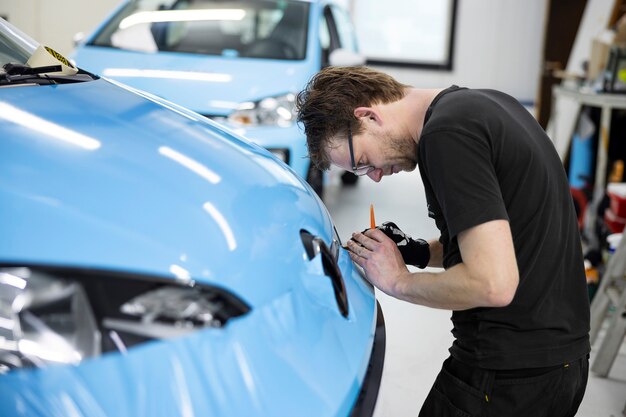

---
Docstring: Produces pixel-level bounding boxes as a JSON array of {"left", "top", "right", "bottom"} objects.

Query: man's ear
[{"left": 354, "top": 107, "right": 383, "bottom": 126}]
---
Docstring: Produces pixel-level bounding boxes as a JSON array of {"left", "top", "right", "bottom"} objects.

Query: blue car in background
[
  {"left": 72, "top": 0, "right": 365, "bottom": 198},
  {"left": 0, "top": 17, "right": 384, "bottom": 417}
]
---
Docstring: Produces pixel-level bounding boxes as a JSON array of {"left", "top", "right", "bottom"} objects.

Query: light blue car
[
  {"left": 72, "top": 0, "right": 365, "bottom": 198},
  {"left": 0, "top": 17, "right": 384, "bottom": 417}
]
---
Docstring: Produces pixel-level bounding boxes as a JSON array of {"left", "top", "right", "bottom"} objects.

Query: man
[{"left": 296, "top": 66, "right": 590, "bottom": 417}]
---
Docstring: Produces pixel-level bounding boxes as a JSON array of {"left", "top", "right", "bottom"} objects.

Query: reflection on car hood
[
  {"left": 0, "top": 78, "right": 332, "bottom": 307},
  {"left": 72, "top": 47, "right": 314, "bottom": 115}
]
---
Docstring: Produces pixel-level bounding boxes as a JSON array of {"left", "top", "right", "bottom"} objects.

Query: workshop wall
[
  {"left": 0, "top": 0, "right": 546, "bottom": 104},
  {"left": 370, "top": 0, "right": 547, "bottom": 104}
]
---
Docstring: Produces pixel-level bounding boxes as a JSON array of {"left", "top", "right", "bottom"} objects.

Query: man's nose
[{"left": 367, "top": 168, "right": 383, "bottom": 183}]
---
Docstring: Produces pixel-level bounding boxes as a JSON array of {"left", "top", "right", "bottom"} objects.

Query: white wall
[
  {"left": 0, "top": 0, "right": 547, "bottom": 103},
  {"left": 368, "top": 0, "right": 548, "bottom": 103},
  {"left": 0, "top": 0, "right": 122, "bottom": 55}
]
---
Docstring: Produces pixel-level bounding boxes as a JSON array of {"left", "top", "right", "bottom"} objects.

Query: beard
[{"left": 387, "top": 134, "right": 418, "bottom": 172}]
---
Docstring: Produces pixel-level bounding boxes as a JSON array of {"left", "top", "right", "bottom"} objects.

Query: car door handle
[{"left": 300, "top": 230, "right": 349, "bottom": 318}]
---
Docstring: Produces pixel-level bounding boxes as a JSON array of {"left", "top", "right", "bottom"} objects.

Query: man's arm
[
  {"left": 347, "top": 219, "right": 519, "bottom": 310},
  {"left": 427, "top": 239, "right": 443, "bottom": 268}
]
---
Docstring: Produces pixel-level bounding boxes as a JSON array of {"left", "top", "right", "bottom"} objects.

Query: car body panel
[
  {"left": 0, "top": 276, "right": 375, "bottom": 417},
  {"left": 76, "top": 47, "right": 316, "bottom": 116},
  {"left": 1, "top": 78, "right": 321, "bottom": 307},
  {"left": 0, "top": 77, "right": 378, "bottom": 417},
  {"left": 0, "top": 16, "right": 382, "bottom": 417}
]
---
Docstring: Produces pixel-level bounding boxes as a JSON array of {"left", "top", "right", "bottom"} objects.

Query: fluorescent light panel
[{"left": 119, "top": 9, "right": 246, "bottom": 30}]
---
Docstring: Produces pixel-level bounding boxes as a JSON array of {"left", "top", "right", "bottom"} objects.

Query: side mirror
[
  {"left": 328, "top": 48, "right": 366, "bottom": 67},
  {"left": 73, "top": 32, "right": 85, "bottom": 47}
]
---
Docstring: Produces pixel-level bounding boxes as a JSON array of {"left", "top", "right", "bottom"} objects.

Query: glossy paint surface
[{"left": 0, "top": 77, "right": 377, "bottom": 416}]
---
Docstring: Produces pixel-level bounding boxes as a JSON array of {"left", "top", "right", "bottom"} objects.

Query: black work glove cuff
[{"left": 376, "top": 221, "right": 430, "bottom": 268}]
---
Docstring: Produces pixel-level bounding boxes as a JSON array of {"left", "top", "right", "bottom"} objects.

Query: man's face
[{"left": 328, "top": 126, "right": 417, "bottom": 183}]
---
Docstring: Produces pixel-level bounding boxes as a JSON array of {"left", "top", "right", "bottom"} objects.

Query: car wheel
[
  {"left": 340, "top": 171, "right": 359, "bottom": 186},
  {"left": 306, "top": 163, "right": 324, "bottom": 199}
]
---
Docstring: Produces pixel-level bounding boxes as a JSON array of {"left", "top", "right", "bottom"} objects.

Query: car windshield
[
  {"left": 0, "top": 19, "right": 38, "bottom": 67},
  {"left": 0, "top": 19, "right": 96, "bottom": 86},
  {"left": 90, "top": 0, "right": 310, "bottom": 60}
]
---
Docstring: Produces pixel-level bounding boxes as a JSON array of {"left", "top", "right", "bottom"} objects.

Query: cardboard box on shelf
[
  {"left": 588, "top": 29, "right": 614, "bottom": 81},
  {"left": 588, "top": 15, "right": 626, "bottom": 82}
]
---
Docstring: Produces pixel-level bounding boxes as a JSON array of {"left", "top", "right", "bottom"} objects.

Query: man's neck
[{"left": 402, "top": 88, "right": 446, "bottom": 143}]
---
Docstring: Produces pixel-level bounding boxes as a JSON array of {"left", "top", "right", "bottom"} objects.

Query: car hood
[
  {"left": 72, "top": 47, "right": 314, "bottom": 115},
  {"left": 0, "top": 78, "right": 333, "bottom": 307}
]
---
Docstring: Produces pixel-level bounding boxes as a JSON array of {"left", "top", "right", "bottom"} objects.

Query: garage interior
[{"left": 2, "top": 0, "right": 626, "bottom": 416}]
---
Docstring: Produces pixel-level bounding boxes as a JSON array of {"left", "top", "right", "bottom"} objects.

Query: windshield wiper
[
  {"left": 4, "top": 63, "right": 62, "bottom": 75},
  {"left": 0, "top": 63, "right": 96, "bottom": 86}
]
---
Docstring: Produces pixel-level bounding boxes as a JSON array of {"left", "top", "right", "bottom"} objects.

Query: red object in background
[
  {"left": 570, "top": 187, "right": 588, "bottom": 229},
  {"left": 604, "top": 207, "right": 626, "bottom": 233},
  {"left": 608, "top": 189, "right": 626, "bottom": 218}
]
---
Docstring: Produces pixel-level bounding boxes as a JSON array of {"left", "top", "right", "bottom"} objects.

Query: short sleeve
[{"left": 418, "top": 128, "right": 508, "bottom": 238}]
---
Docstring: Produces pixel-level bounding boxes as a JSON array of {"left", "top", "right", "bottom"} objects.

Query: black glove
[{"left": 376, "top": 221, "right": 430, "bottom": 268}]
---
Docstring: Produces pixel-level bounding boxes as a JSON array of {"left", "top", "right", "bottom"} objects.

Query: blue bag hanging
[{"left": 569, "top": 108, "right": 596, "bottom": 189}]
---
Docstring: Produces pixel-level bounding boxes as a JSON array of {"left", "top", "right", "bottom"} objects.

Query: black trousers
[{"left": 419, "top": 355, "right": 589, "bottom": 417}]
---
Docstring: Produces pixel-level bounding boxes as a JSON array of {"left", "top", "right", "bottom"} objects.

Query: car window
[
  {"left": 319, "top": 15, "right": 330, "bottom": 51},
  {"left": 319, "top": 12, "right": 331, "bottom": 65},
  {"left": 89, "top": 0, "right": 310, "bottom": 60},
  {"left": 0, "top": 20, "right": 37, "bottom": 67},
  {"left": 329, "top": 5, "right": 357, "bottom": 53},
  {"left": 0, "top": 19, "right": 96, "bottom": 86}
]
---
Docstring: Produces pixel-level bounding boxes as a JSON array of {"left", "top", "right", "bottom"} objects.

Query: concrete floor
[{"left": 323, "top": 168, "right": 626, "bottom": 417}]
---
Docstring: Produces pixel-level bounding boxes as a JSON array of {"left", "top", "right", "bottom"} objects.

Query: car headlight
[
  {"left": 0, "top": 267, "right": 99, "bottom": 372},
  {"left": 0, "top": 266, "right": 250, "bottom": 374},
  {"left": 228, "top": 93, "right": 296, "bottom": 127}
]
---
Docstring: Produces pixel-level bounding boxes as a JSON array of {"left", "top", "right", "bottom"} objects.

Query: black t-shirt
[{"left": 418, "top": 86, "right": 590, "bottom": 369}]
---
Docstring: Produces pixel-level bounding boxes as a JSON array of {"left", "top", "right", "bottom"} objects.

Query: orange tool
[{"left": 370, "top": 204, "right": 376, "bottom": 229}]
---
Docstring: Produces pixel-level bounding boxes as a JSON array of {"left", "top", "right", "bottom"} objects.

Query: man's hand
[
  {"left": 376, "top": 221, "right": 430, "bottom": 268},
  {"left": 346, "top": 228, "right": 410, "bottom": 297},
  {"left": 347, "top": 220, "right": 518, "bottom": 310}
]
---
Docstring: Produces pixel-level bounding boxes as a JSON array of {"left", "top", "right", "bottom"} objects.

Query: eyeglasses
[{"left": 347, "top": 126, "right": 375, "bottom": 176}]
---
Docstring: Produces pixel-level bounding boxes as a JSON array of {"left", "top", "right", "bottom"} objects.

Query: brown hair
[{"left": 296, "top": 66, "right": 409, "bottom": 170}]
